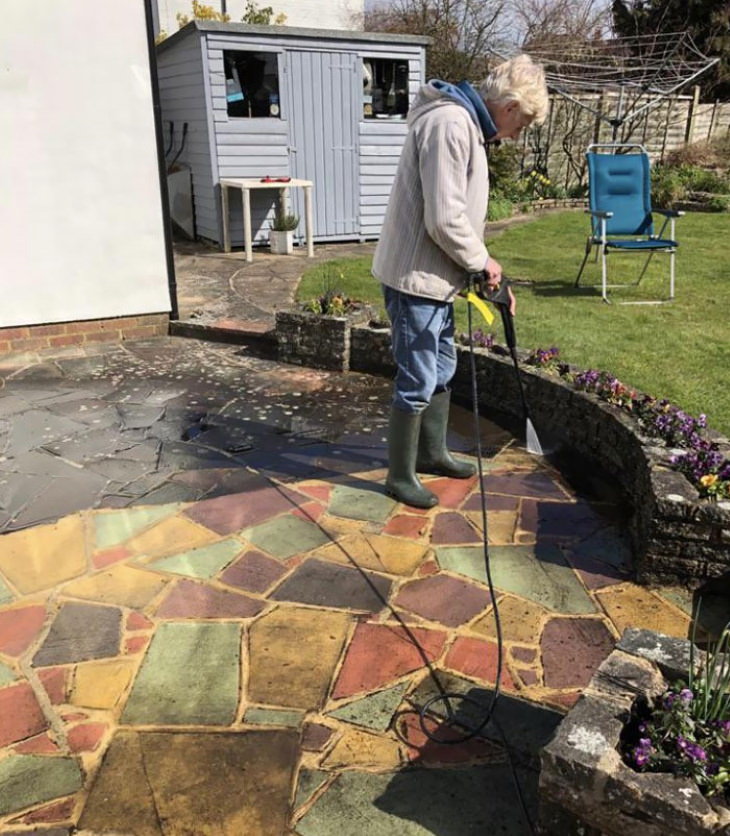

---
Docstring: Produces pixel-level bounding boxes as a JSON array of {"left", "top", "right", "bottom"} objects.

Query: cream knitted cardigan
[{"left": 372, "top": 85, "right": 490, "bottom": 302}]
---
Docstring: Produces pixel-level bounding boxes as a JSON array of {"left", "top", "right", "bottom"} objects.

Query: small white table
[{"left": 220, "top": 177, "right": 314, "bottom": 262}]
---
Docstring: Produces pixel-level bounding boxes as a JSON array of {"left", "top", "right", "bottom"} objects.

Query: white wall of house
[
  {"left": 0, "top": 1, "right": 170, "bottom": 329},
  {"left": 155, "top": 0, "right": 364, "bottom": 36}
]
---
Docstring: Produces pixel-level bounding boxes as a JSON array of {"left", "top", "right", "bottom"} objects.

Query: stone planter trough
[
  {"left": 539, "top": 627, "right": 730, "bottom": 835},
  {"left": 275, "top": 306, "right": 373, "bottom": 372}
]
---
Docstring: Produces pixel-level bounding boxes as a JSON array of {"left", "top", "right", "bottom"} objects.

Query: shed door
[{"left": 285, "top": 50, "right": 359, "bottom": 239}]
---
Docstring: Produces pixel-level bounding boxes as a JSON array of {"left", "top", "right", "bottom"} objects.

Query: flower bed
[{"left": 539, "top": 628, "right": 729, "bottom": 835}]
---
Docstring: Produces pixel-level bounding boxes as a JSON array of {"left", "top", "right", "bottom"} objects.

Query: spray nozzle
[
  {"left": 467, "top": 273, "right": 516, "bottom": 350},
  {"left": 467, "top": 272, "right": 511, "bottom": 307}
]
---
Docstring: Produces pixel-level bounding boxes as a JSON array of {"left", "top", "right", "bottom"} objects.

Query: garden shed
[{"left": 156, "top": 22, "right": 429, "bottom": 247}]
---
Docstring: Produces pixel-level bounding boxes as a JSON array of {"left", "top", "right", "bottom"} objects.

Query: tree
[
  {"left": 510, "top": 0, "right": 611, "bottom": 46},
  {"left": 240, "top": 0, "right": 287, "bottom": 25},
  {"left": 611, "top": 0, "right": 730, "bottom": 99},
  {"left": 365, "top": 0, "right": 508, "bottom": 82},
  {"left": 176, "top": 1, "right": 287, "bottom": 29}
]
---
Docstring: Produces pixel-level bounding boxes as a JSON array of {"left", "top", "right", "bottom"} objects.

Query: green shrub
[
  {"left": 706, "top": 195, "right": 730, "bottom": 212},
  {"left": 652, "top": 156, "right": 730, "bottom": 209},
  {"left": 487, "top": 192, "right": 515, "bottom": 221},
  {"left": 568, "top": 182, "right": 588, "bottom": 199},
  {"left": 683, "top": 167, "right": 730, "bottom": 195},
  {"left": 652, "top": 165, "right": 689, "bottom": 207},
  {"left": 486, "top": 144, "right": 521, "bottom": 195}
]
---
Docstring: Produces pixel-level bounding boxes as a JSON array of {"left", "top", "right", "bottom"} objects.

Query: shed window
[
  {"left": 362, "top": 58, "right": 409, "bottom": 119},
  {"left": 224, "top": 50, "right": 280, "bottom": 118}
]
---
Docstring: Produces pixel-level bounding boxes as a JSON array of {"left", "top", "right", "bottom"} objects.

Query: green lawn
[{"left": 297, "top": 211, "right": 730, "bottom": 435}]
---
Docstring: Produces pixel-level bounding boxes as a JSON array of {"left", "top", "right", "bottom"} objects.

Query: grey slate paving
[
  {"left": 42, "top": 426, "right": 133, "bottom": 463},
  {"left": 44, "top": 397, "right": 120, "bottom": 427},
  {"left": 116, "top": 404, "right": 166, "bottom": 430},
  {"left": 5, "top": 410, "right": 88, "bottom": 458},
  {"left": 0, "top": 332, "right": 491, "bottom": 530},
  {"left": 0, "top": 450, "right": 98, "bottom": 479},
  {"left": 85, "top": 457, "right": 152, "bottom": 483},
  {"left": 10, "top": 476, "right": 108, "bottom": 529},
  {"left": 135, "top": 481, "right": 204, "bottom": 504},
  {"left": 0, "top": 418, "right": 9, "bottom": 455},
  {"left": 157, "top": 441, "right": 237, "bottom": 470},
  {"left": 0, "top": 394, "right": 34, "bottom": 417}
]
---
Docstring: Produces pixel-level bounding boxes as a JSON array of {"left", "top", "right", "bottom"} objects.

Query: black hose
[
  {"left": 165, "top": 121, "right": 175, "bottom": 157},
  {"left": 168, "top": 122, "right": 189, "bottom": 171},
  {"left": 416, "top": 288, "right": 537, "bottom": 835}
]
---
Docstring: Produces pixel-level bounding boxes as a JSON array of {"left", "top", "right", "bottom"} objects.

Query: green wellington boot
[
  {"left": 385, "top": 407, "right": 438, "bottom": 508},
  {"left": 417, "top": 390, "right": 476, "bottom": 479}
]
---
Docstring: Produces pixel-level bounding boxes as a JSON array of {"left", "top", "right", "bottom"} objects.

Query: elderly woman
[{"left": 373, "top": 55, "right": 549, "bottom": 508}]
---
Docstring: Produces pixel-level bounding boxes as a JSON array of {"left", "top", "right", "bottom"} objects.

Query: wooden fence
[{"left": 519, "top": 87, "right": 730, "bottom": 191}]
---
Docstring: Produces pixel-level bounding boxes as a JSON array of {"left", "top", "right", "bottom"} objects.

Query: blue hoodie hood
[{"left": 429, "top": 80, "right": 498, "bottom": 142}]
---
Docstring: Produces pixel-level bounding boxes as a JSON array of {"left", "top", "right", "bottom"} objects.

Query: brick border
[{"left": 0, "top": 314, "right": 170, "bottom": 355}]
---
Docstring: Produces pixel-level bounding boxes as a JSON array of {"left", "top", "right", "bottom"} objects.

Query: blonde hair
[{"left": 479, "top": 55, "right": 549, "bottom": 125}]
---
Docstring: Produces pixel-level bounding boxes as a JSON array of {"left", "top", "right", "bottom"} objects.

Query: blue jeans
[{"left": 383, "top": 285, "right": 457, "bottom": 414}]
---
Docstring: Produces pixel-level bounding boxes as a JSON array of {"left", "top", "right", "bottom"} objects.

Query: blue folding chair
[{"left": 575, "top": 144, "right": 683, "bottom": 304}]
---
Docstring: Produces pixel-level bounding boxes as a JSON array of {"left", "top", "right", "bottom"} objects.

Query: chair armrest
[
  {"left": 585, "top": 209, "right": 613, "bottom": 218},
  {"left": 654, "top": 208, "right": 684, "bottom": 218}
]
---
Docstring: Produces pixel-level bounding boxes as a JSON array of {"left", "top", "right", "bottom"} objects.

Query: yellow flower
[{"left": 700, "top": 474, "right": 718, "bottom": 488}]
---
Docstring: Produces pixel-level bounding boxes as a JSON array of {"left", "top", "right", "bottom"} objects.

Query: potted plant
[{"left": 269, "top": 211, "right": 299, "bottom": 255}]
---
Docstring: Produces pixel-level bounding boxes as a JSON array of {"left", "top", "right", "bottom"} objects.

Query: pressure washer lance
[
  {"left": 415, "top": 271, "right": 539, "bottom": 834},
  {"left": 477, "top": 274, "right": 544, "bottom": 456}
]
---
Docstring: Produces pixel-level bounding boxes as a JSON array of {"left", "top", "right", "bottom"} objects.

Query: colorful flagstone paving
[{"left": 0, "top": 432, "right": 707, "bottom": 835}]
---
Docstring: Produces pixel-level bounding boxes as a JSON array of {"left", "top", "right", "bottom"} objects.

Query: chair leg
[
  {"left": 601, "top": 247, "right": 610, "bottom": 304},
  {"left": 670, "top": 250, "right": 676, "bottom": 299}
]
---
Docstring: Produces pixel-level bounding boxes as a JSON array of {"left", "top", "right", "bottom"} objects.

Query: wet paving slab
[
  {"left": 0, "top": 336, "right": 721, "bottom": 834},
  {"left": 0, "top": 338, "right": 392, "bottom": 531}
]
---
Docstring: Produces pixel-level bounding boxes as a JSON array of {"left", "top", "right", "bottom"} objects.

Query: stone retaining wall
[{"left": 347, "top": 324, "right": 730, "bottom": 588}]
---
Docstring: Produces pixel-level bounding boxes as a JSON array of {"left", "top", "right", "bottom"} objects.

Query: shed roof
[{"left": 157, "top": 21, "right": 431, "bottom": 54}]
